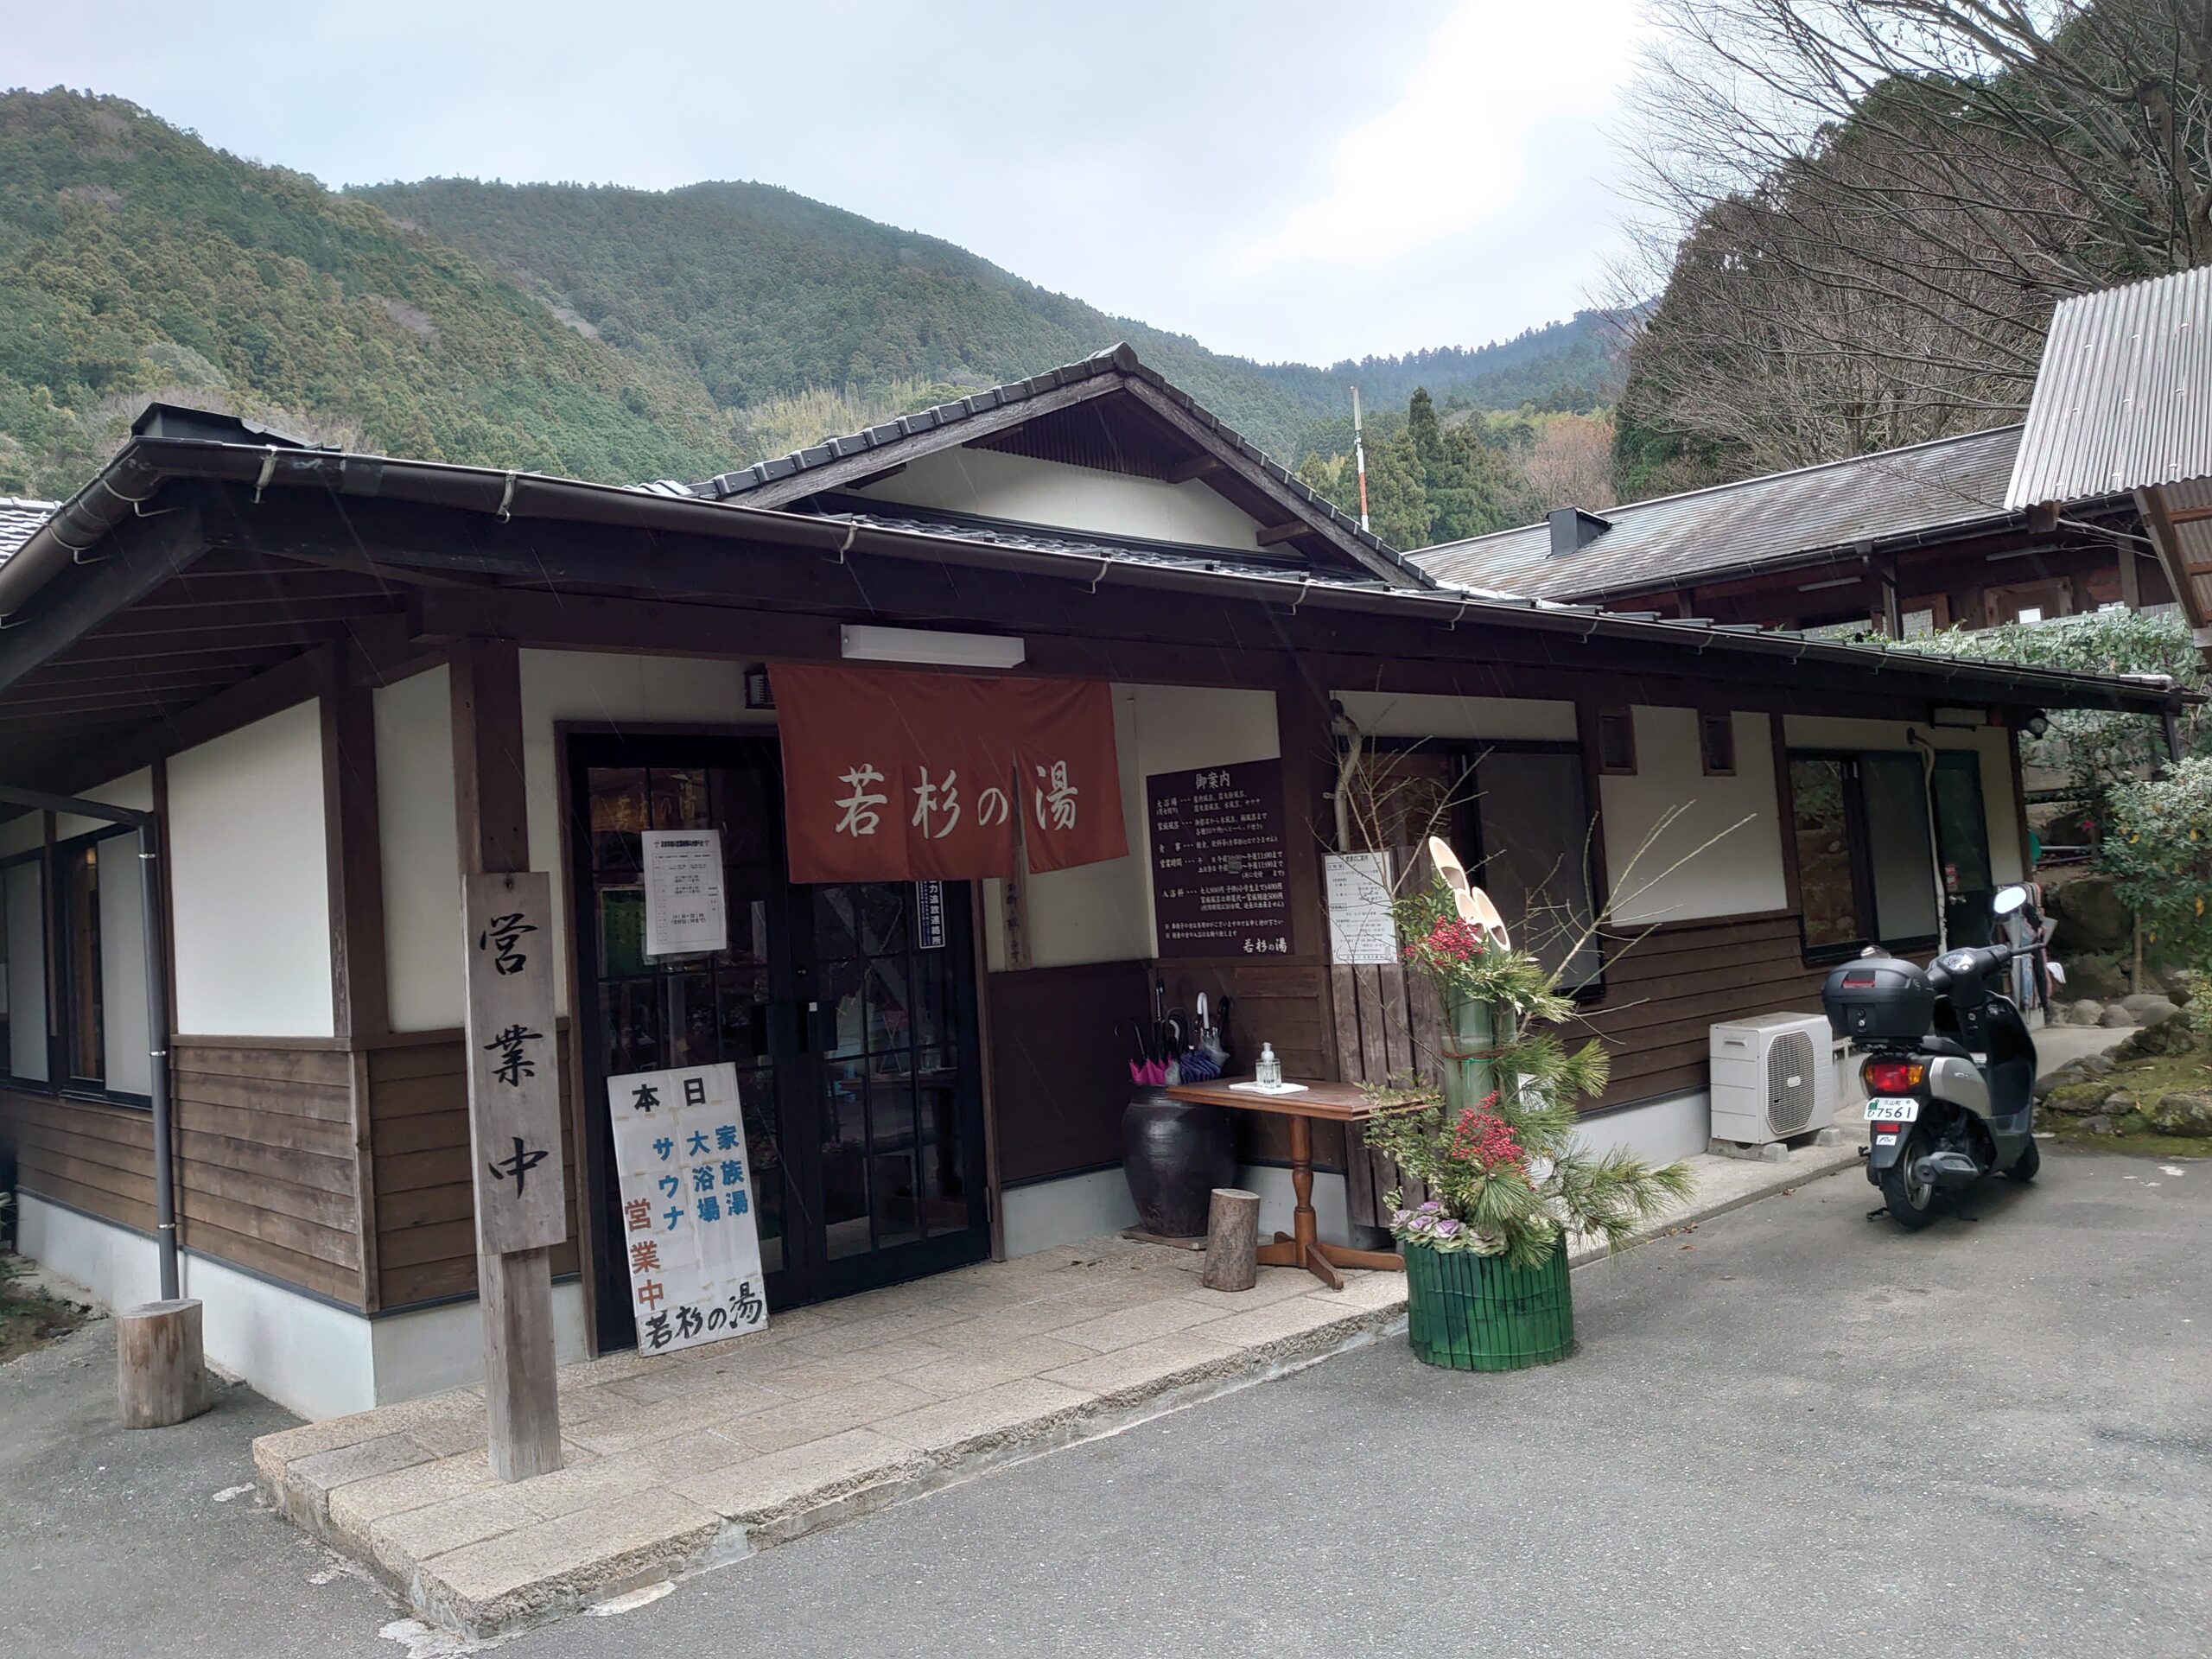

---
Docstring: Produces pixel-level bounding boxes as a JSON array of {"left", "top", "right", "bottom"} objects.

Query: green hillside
[
  {"left": 0, "top": 89, "right": 735, "bottom": 496},
  {"left": 359, "top": 178, "right": 1625, "bottom": 465},
  {"left": 0, "top": 87, "right": 1623, "bottom": 500}
]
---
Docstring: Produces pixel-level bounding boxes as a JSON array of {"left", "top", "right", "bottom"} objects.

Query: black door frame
[{"left": 563, "top": 728, "right": 991, "bottom": 1356}]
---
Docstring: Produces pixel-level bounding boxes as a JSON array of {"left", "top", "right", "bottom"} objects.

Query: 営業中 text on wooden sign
[
  {"left": 462, "top": 870, "right": 568, "bottom": 1255},
  {"left": 607, "top": 1062, "right": 770, "bottom": 1355}
]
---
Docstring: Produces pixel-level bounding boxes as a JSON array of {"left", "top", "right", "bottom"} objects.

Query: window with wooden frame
[
  {"left": 0, "top": 849, "right": 43, "bottom": 1084},
  {"left": 2, "top": 827, "right": 150, "bottom": 1105},
  {"left": 1785, "top": 749, "right": 1993, "bottom": 960},
  {"left": 1352, "top": 738, "right": 1605, "bottom": 994},
  {"left": 1595, "top": 709, "right": 1637, "bottom": 775},
  {"left": 1699, "top": 713, "right": 1737, "bottom": 777}
]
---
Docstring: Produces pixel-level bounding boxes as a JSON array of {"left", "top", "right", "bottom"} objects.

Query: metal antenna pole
[{"left": 1351, "top": 386, "right": 1371, "bottom": 534}]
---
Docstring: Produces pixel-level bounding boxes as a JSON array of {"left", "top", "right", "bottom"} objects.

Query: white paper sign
[
  {"left": 1325, "top": 850, "right": 1398, "bottom": 966},
  {"left": 642, "top": 830, "right": 727, "bottom": 959},
  {"left": 607, "top": 1062, "right": 769, "bottom": 1355}
]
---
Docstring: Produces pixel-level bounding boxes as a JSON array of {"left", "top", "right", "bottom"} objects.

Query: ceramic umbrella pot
[{"left": 1121, "top": 1089, "right": 1236, "bottom": 1238}]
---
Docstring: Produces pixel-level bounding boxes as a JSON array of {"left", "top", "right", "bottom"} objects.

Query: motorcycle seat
[{"left": 1918, "top": 1035, "right": 1974, "bottom": 1061}]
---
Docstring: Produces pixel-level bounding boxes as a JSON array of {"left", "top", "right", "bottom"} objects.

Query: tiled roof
[
  {"left": 0, "top": 497, "right": 57, "bottom": 566},
  {"left": 2008, "top": 265, "right": 2212, "bottom": 507},
  {"left": 816, "top": 502, "right": 1385, "bottom": 585},
  {"left": 688, "top": 342, "right": 1426, "bottom": 584},
  {"left": 1413, "top": 425, "right": 2029, "bottom": 601}
]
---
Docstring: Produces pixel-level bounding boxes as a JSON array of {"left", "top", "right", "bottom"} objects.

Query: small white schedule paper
[
  {"left": 641, "top": 830, "right": 727, "bottom": 959},
  {"left": 606, "top": 1062, "right": 768, "bottom": 1355}
]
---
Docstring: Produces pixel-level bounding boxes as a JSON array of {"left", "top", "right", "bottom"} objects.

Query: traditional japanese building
[{"left": 0, "top": 352, "right": 2185, "bottom": 1418}]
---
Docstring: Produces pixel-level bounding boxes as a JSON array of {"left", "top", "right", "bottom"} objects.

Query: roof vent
[{"left": 1548, "top": 506, "right": 1611, "bottom": 556}]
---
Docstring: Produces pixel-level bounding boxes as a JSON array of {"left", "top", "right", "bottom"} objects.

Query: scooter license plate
[{"left": 1864, "top": 1098, "right": 1920, "bottom": 1122}]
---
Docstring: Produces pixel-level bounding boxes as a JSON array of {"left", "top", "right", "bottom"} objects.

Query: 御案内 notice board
[{"left": 1147, "top": 759, "right": 1292, "bottom": 957}]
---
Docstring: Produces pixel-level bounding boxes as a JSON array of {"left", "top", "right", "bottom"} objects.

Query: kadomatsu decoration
[{"left": 1360, "top": 840, "right": 1694, "bottom": 1370}]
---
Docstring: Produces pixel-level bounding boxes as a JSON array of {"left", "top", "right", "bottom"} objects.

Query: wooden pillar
[
  {"left": 1878, "top": 560, "right": 1904, "bottom": 640},
  {"left": 448, "top": 637, "right": 563, "bottom": 1483},
  {"left": 324, "top": 683, "right": 388, "bottom": 1313}
]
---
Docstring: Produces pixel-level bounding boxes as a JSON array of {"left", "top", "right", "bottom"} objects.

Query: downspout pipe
[{"left": 0, "top": 784, "right": 175, "bottom": 1299}]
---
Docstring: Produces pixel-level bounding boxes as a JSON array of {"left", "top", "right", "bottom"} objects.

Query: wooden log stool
[
  {"left": 118, "top": 1299, "right": 212, "bottom": 1429},
  {"left": 1201, "top": 1187, "right": 1260, "bottom": 1292}
]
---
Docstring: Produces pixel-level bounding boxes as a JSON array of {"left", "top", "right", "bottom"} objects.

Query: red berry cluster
[
  {"left": 1406, "top": 915, "right": 1487, "bottom": 966},
  {"left": 1447, "top": 1091, "right": 1523, "bottom": 1170}
]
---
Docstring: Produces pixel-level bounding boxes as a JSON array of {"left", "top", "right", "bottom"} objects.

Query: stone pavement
[
  {"left": 256, "top": 1238, "right": 1409, "bottom": 1637},
  {"left": 256, "top": 1124, "right": 1868, "bottom": 1640}
]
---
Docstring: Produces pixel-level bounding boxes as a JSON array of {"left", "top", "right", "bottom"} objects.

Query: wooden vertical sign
[{"left": 461, "top": 868, "right": 565, "bottom": 1478}]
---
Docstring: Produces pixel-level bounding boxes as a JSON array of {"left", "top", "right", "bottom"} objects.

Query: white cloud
[{"left": 1235, "top": 0, "right": 1645, "bottom": 271}]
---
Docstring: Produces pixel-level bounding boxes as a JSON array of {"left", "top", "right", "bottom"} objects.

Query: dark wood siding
[
  {"left": 170, "top": 1039, "right": 362, "bottom": 1302},
  {"left": 987, "top": 960, "right": 1152, "bottom": 1186},
  {"left": 1336, "top": 911, "right": 1825, "bottom": 1226},
  {"left": 366, "top": 1032, "right": 580, "bottom": 1311},
  {"left": 2, "top": 1038, "right": 372, "bottom": 1305},
  {"left": 0, "top": 1089, "right": 158, "bottom": 1231}
]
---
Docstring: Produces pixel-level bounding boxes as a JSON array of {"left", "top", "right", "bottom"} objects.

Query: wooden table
[{"left": 1164, "top": 1076, "right": 1404, "bottom": 1290}]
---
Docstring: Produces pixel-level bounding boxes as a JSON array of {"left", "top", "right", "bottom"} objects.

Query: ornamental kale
[{"left": 1363, "top": 862, "right": 1694, "bottom": 1266}]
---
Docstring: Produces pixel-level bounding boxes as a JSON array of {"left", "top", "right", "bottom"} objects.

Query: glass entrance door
[{"left": 568, "top": 733, "right": 990, "bottom": 1355}]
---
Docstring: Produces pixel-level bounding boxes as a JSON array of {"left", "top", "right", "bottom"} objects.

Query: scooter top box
[{"left": 1821, "top": 955, "right": 1936, "bottom": 1042}]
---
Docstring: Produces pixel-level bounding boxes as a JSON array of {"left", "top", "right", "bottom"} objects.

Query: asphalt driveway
[{"left": 4, "top": 1145, "right": 2206, "bottom": 1657}]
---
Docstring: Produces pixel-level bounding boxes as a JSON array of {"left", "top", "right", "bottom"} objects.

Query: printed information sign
[
  {"left": 606, "top": 1062, "right": 770, "bottom": 1355},
  {"left": 1325, "top": 850, "right": 1398, "bottom": 965},
  {"left": 642, "top": 829, "right": 727, "bottom": 959},
  {"left": 1147, "top": 759, "right": 1293, "bottom": 957}
]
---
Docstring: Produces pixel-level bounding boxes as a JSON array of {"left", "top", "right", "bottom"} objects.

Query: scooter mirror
[{"left": 1993, "top": 884, "right": 2030, "bottom": 918}]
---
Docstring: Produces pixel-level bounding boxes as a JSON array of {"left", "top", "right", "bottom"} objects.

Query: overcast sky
[{"left": 8, "top": 0, "right": 1650, "bottom": 365}]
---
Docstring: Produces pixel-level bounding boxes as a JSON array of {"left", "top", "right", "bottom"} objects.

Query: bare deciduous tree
[
  {"left": 1614, "top": 0, "right": 2212, "bottom": 473},
  {"left": 1518, "top": 414, "right": 1620, "bottom": 511}
]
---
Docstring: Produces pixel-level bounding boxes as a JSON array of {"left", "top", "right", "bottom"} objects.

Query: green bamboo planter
[{"left": 1403, "top": 1236, "right": 1574, "bottom": 1371}]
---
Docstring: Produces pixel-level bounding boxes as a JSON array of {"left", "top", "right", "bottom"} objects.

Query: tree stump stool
[
  {"left": 118, "top": 1299, "right": 211, "bottom": 1429},
  {"left": 1201, "top": 1187, "right": 1260, "bottom": 1292}
]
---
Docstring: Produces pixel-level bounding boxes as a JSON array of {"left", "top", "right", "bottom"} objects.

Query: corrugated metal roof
[
  {"left": 2008, "top": 265, "right": 2212, "bottom": 508},
  {"left": 0, "top": 498, "right": 58, "bottom": 566},
  {"left": 1412, "top": 426, "right": 2024, "bottom": 600}
]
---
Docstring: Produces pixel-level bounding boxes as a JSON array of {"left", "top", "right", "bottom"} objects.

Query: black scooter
[{"left": 1821, "top": 885, "right": 2044, "bottom": 1230}]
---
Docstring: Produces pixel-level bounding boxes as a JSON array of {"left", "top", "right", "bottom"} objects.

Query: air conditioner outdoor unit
[{"left": 1709, "top": 1012, "right": 1839, "bottom": 1146}]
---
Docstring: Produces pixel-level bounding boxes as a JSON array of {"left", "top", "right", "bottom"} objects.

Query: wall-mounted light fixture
[{"left": 840, "top": 625, "right": 1027, "bottom": 670}]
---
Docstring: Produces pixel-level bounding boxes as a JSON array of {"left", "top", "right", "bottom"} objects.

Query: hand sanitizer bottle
[{"left": 1255, "top": 1042, "right": 1282, "bottom": 1089}]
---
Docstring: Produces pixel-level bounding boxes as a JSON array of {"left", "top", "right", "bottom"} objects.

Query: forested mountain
[
  {"left": 359, "top": 177, "right": 1626, "bottom": 466},
  {"left": 0, "top": 87, "right": 1623, "bottom": 500},
  {"left": 0, "top": 90, "right": 737, "bottom": 497}
]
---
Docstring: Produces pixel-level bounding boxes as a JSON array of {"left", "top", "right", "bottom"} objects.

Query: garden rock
[
  {"left": 2082, "top": 1114, "right": 2115, "bottom": 1135},
  {"left": 2064, "top": 999, "right": 2107, "bottom": 1026},
  {"left": 2099, "top": 1005, "right": 2139, "bottom": 1028},
  {"left": 2145, "top": 1090, "right": 2212, "bottom": 1136},
  {"left": 2036, "top": 1059, "right": 2088, "bottom": 1099},
  {"left": 2120, "top": 994, "right": 2181, "bottom": 1021},
  {"left": 2101, "top": 1088, "right": 2139, "bottom": 1116},
  {"left": 2048, "top": 876, "right": 2132, "bottom": 953},
  {"left": 2116, "top": 1019, "right": 2199, "bottom": 1062},
  {"left": 2063, "top": 953, "right": 2131, "bottom": 1001},
  {"left": 2082, "top": 1052, "right": 2115, "bottom": 1076}
]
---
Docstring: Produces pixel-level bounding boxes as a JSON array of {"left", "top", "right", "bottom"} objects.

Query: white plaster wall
[
  {"left": 1330, "top": 690, "right": 1578, "bottom": 742},
  {"left": 17, "top": 1195, "right": 378, "bottom": 1419},
  {"left": 375, "top": 665, "right": 464, "bottom": 1033},
  {"left": 1603, "top": 709, "right": 1788, "bottom": 925},
  {"left": 5, "top": 859, "right": 46, "bottom": 1079},
  {"left": 519, "top": 651, "right": 771, "bottom": 1018},
  {"left": 1001, "top": 1168, "right": 1140, "bottom": 1257},
  {"left": 167, "top": 701, "right": 333, "bottom": 1036},
  {"left": 982, "top": 681, "right": 1282, "bottom": 971},
  {"left": 369, "top": 1281, "right": 590, "bottom": 1405},
  {"left": 1783, "top": 715, "right": 2024, "bottom": 883},
  {"left": 53, "top": 768, "right": 153, "bottom": 840},
  {"left": 1576, "top": 1091, "right": 1713, "bottom": 1166},
  {"left": 852, "top": 447, "right": 1268, "bottom": 550}
]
